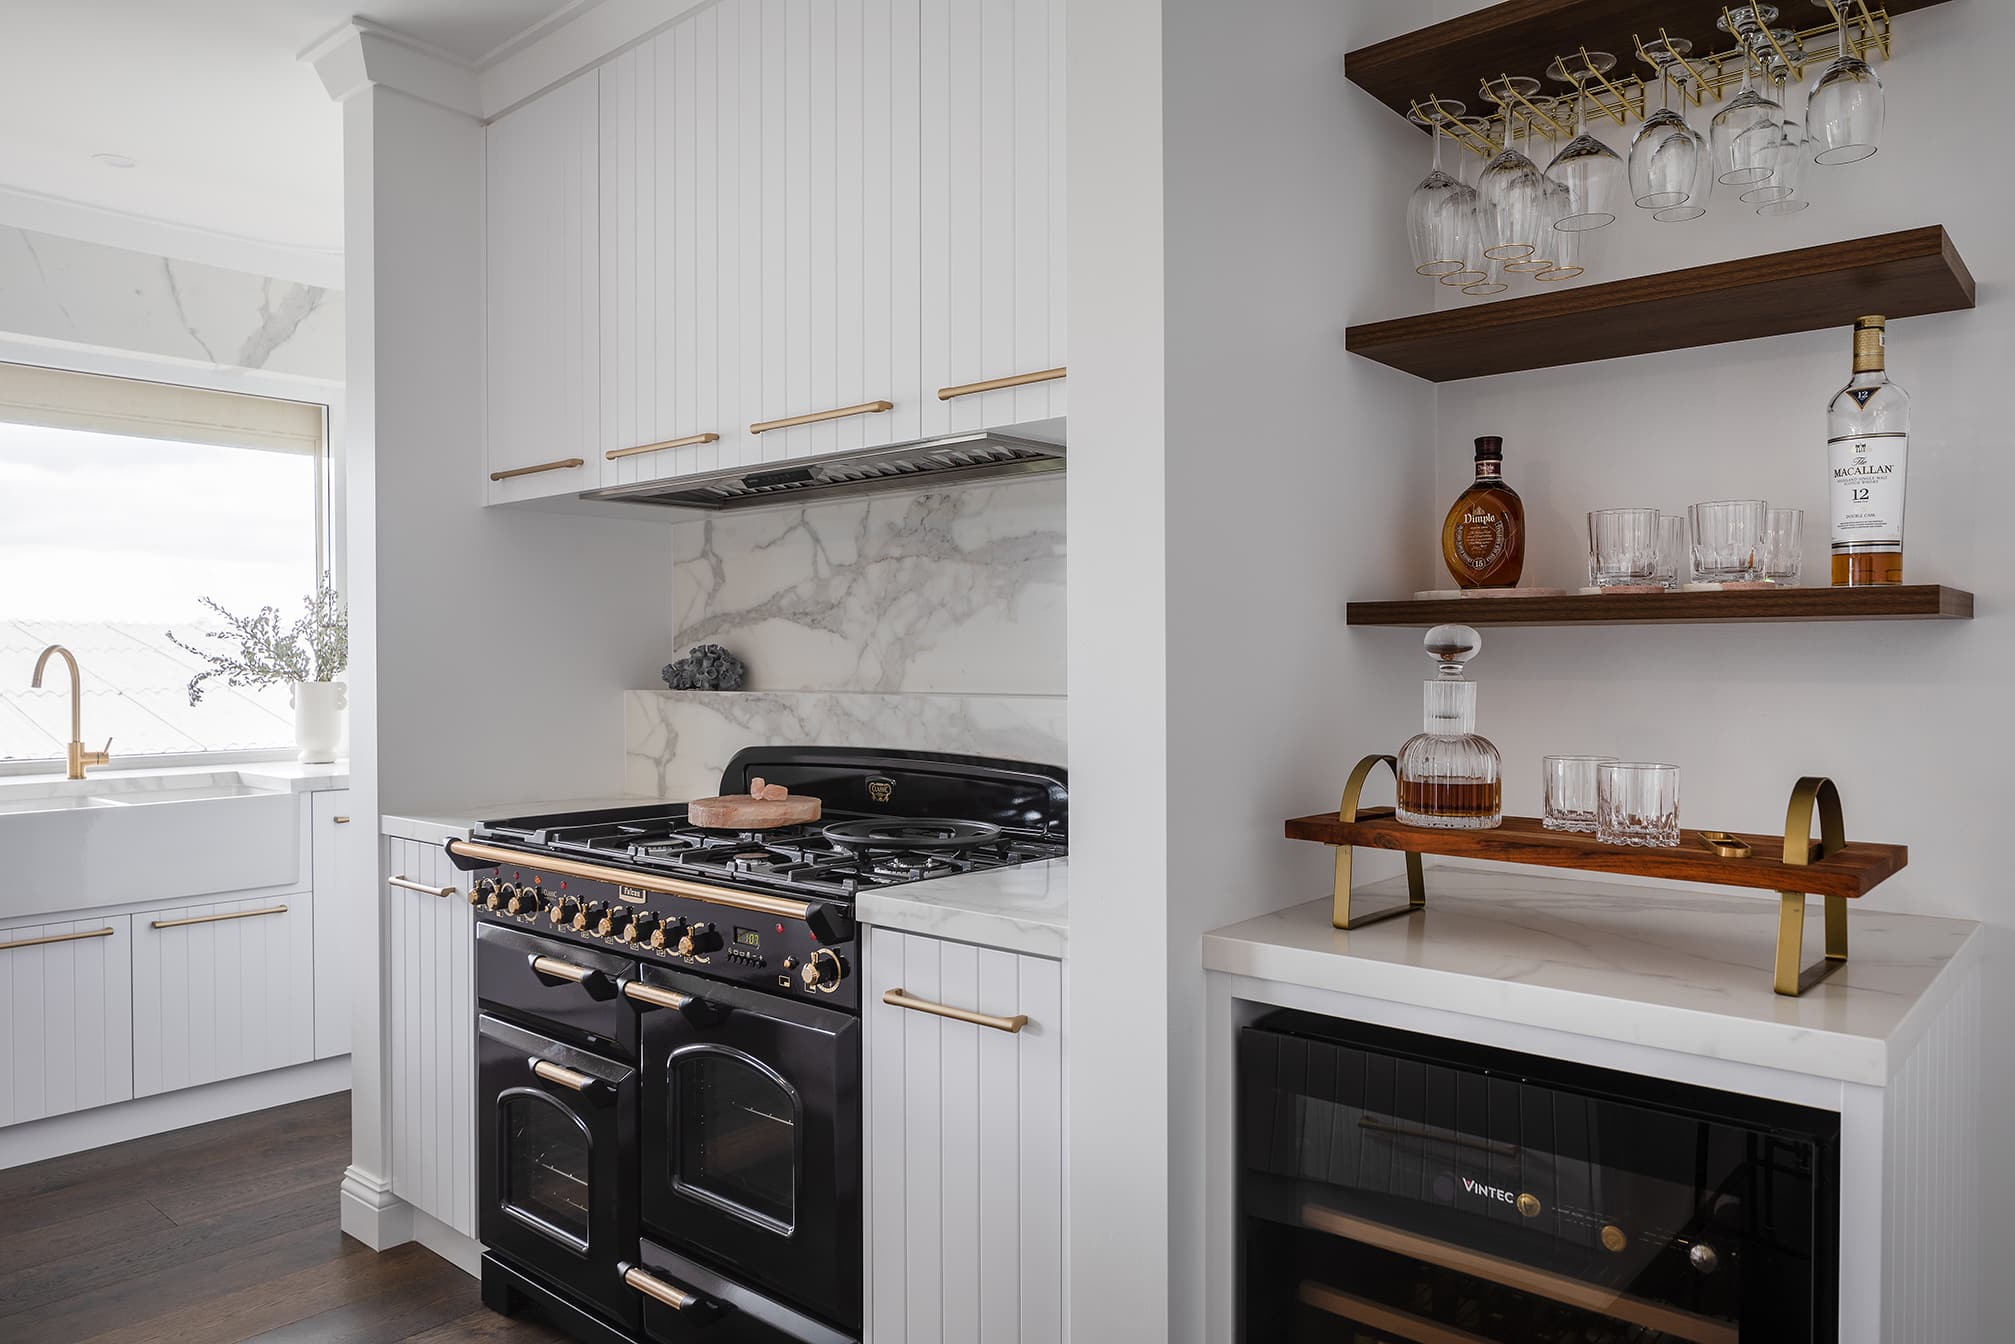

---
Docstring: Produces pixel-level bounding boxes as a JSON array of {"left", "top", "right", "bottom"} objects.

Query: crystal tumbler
[
  {"left": 1596, "top": 762, "right": 1680, "bottom": 847},
  {"left": 1688, "top": 500, "right": 1767, "bottom": 583},
  {"left": 1543, "top": 755, "right": 1618, "bottom": 832},
  {"left": 1588, "top": 508, "right": 1661, "bottom": 588}
]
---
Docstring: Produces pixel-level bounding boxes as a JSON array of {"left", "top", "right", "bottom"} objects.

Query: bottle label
[
  {"left": 1828, "top": 432, "right": 1906, "bottom": 550},
  {"left": 1454, "top": 506, "right": 1510, "bottom": 573}
]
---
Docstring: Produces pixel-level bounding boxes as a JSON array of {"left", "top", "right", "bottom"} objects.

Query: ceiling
[{"left": 0, "top": 0, "right": 590, "bottom": 260}]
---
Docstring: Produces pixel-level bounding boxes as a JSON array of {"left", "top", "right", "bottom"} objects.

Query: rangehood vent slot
[{"left": 587, "top": 432, "right": 1063, "bottom": 513}]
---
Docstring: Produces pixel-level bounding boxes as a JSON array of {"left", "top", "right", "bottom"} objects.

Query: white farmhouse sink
[{"left": 0, "top": 771, "right": 303, "bottom": 921}]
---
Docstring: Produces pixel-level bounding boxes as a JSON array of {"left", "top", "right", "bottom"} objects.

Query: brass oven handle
[
  {"left": 389, "top": 876, "right": 455, "bottom": 898},
  {"left": 624, "top": 1266, "right": 699, "bottom": 1310},
  {"left": 749, "top": 400, "right": 893, "bottom": 435},
  {"left": 623, "top": 980, "right": 694, "bottom": 1011},
  {"left": 883, "top": 988, "right": 1028, "bottom": 1034},
  {"left": 530, "top": 1059, "right": 596, "bottom": 1092},
  {"left": 151, "top": 904, "right": 289, "bottom": 930},
  {"left": 0, "top": 927, "right": 115, "bottom": 953},
  {"left": 938, "top": 366, "right": 1067, "bottom": 400},
  {"left": 489, "top": 457, "right": 585, "bottom": 482},
  {"left": 532, "top": 955, "right": 597, "bottom": 984},
  {"left": 607, "top": 432, "right": 720, "bottom": 460}
]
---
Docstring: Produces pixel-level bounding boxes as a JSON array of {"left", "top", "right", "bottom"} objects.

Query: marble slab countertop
[
  {"left": 0, "top": 760, "right": 349, "bottom": 795},
  {"left": 381, "top": 797, "right": 669, "bottom": 848},
  {"left": 1203, "top": 868, "right": 1980, "bottom": 1087},
  {"left": 857, "top": 859, "right": 1068, "bottom": 960}
]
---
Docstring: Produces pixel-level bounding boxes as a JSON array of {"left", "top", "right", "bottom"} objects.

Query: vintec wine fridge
[{"left": 1239, "top": 1011, "right": 1839, "bottom": 1343}]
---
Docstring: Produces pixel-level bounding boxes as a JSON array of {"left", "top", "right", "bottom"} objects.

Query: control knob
[
  {"left": 623, "top": 913, "right": 660, "bottom": 945},
  {"left": 800, "top": 948, "right": 846, "bottom": 991},
  {"left": 678, "top": 922, "right": 722, "bottom": 957},
  {"left": 571, "top": 900, "right": 603, "bottom": 932},
  {"left": 549, "top": 896, "right": 580, "bottom": 927},
  {"left": 650, "top": 917, "right": 686, "bottom": 951},
  {"left": 486, "top": 882, "right": 511, "bottom": 911},
  {"left": 471, "top": 879, "right": 496, "bottom": 907},
  {"left": 507, "top": 886, "right": 545, "bottom": 917},
  {"left": 595, "top": 906, "right": 632, "bottom": 939}
]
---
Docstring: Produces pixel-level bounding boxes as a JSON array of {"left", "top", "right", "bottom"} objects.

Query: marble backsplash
[
  {"left": 669, "top": 477, "right": 1065, "bottom": 694},
  {"left": 625, "top": 690, "right": 1068, "bottom": 799}
]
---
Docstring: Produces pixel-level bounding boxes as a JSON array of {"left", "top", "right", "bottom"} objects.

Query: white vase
[{"left": 291, "top": 680, "right": 347, "bottom": 764}]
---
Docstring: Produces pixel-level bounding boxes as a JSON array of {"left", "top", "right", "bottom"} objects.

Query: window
[{"left": 0, "top": 362, "right": 329, "bottom": 764}]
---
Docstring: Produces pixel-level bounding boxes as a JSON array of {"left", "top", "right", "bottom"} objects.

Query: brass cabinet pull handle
[
  {"left": 490, "top": 457, "right": 585, "bottom": 482},
  {"left": 607, "top": 432, "right": 720, "bottom": 460},
  {"left": 530, "top": 1059, "right": 596, "bottom": 1092},
  {"left": 622, "top": 980, "right": 694, "bottom": 1011},
  {"left": 532, "top": 955, "right": 596, "bottom": 984},
  {"left": 151, "top": 904, "right": 289, "bottom": 930},
  {"left": 332, "top": 815, "right": 351, "bottom": 824},
  {"left": 883, "top": 987, "right": 1028, "bottom": 1034},
  {"left": 389, "top": 876, "right": 455, "bottom": 898},
  {"left": 749, "top": 400, "right": 893, "bottom": 435},
  {"left": 624, "top": 1266, "right": 699, "bottom": 1310},
  {"left": 0, "top": 926, "right": 115, "bottom": 953},
  {"left": 937, "top": 366, "right": 1067, "bottom": 400}
]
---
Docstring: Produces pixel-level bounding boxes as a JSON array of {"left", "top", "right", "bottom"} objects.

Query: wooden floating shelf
[
  {"left": 1284, "top": 812, "right": 1905, "bottom": 901},
  {"left": 1348, "top": 584, "right": 1973, "bottom": 627},
  {"left": 1345, "top": 0, "right": 1956, "bottom": 130},
  {"left": 1346, "top": 227, "right": 1976, "bottom": 382}
]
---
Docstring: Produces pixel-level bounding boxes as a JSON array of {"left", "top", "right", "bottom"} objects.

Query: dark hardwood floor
[{"left": 0, "top": 1092, "right": 570, "bottom": 1344}]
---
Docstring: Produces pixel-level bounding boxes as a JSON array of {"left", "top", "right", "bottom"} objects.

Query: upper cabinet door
[
  {"left": 922, "top": 0, "right": 1067, "bottom": 440},
  {"left": 486, "top": 68, "right": 601, "bottom": 504}
]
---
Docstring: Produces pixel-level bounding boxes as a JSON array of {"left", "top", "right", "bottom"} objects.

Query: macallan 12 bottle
[
  {"left": 1827, "top": 315, "right": 1910, "bottom": 586},
  {"left": 1440, "top": 436, "right": 1525, "bottom": 588}
]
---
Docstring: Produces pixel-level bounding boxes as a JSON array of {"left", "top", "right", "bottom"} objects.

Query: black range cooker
[{"left": 447, "top": 747, "right": 1067, "bottom": 1344}]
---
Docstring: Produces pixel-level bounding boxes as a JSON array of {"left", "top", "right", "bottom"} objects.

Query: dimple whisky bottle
[{"left": 1440, "top": 436, "right": 1525, "bottom": 588}]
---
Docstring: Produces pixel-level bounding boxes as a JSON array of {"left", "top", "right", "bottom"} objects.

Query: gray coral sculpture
[{"left": 661, "top": 644, "right": 747, "bottom": 691}]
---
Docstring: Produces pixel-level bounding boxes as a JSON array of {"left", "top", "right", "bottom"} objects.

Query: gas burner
[
  {"left": 733, "top": 848, "right": 793, "bottom": 873},
  {"left": 821, "top": 818, "right": 1004, "bottom": 852},
  {"left": 871, "top": 851, "right": 963, "bottom": 880}
]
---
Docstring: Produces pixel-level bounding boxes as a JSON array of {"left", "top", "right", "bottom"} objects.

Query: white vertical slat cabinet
[
  {"left": 486, "top": 67, "right": 601, "bottom": 504},
  {"left": 865, "top": 926, "right": 1066, "bottom": 1344},
  {"left": 131, "top": 895, "right": 316, "bottom": 1097},
  {"left": 384, "top": 838, "right": 478, "bottom": 1239},
  {"left": 921, "top": 0, "right": 1067, "bottom": 441},
  {"left": 0, "top": 916, "right": 133, "bottom": 1125},
  {"left": 312, "top": 791, "right": 352, "bottom": 1058}
]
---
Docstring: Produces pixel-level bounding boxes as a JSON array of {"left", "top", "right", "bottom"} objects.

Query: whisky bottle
[
  {"left": 1440, "top": 437, "right": 1525, "bottom": 588},
  {"left": 1827, "top": 315, "right": 1909, "bottom": 586}
]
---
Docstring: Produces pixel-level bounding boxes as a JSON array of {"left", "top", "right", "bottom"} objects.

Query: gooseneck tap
[{"left": 30, "top": 645, "right": 113, "bottom": 780}]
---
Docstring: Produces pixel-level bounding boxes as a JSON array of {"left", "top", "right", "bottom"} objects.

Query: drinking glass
[
  {"left": 1588, "top": 508, "right": 1662, "bottom": 587},
  {"left": 1476, "top": 77, "right": 1551, "bottom": 262},
  {"left": 1536, "top": 215, "right": 1585, "bottom": 281},
  {"left": 1460, "top": 257, "right": 1510, "bottom": 297},
  {"left": 1507, "top": 166, "right": 1570, "bottom": 274},
  {"left": 1711, "top": 8, "right": 1787, "bottom": 187},
  {"left": 1742, "top": 72, "right": 1809, "bottom": 207},
  {"left": 1544, "top": 755, "right": 1618, "bottom": 832},
  {"left": 1545, "top": 54, "right": 1625, "bottom": 231},
  {"left": 1763, "top": 507, "right": 1804, "bottom": 583},
  {"left": 1631, "top": 39, "right": 1708, "bottom": 211},
  {"left": 1806, "top": 0, "right": 1883, "bottom": 164},
  {"left": 1655, "top": 513, "right": 1687, "bottom": 589},
  {"left": 1689, "top": 499, "right": 1768, "bottom": 582},
  {"left": 1407, "top": 99, "right": 1477, "bottom": 277},
  {"left": 1597, "top": 762, "right": 1681, "bottom": 847}
]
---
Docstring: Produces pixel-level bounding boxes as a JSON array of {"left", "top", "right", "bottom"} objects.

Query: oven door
[
  {"left": 635, "top": 963, "right": 861, "bottom": 1332},
  {"left": 479, "top": 1013, "right": 640, "bottom": 1333}
]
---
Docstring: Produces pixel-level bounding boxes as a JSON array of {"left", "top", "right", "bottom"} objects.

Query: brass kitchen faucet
[{"left": 31, "top": 645, "right": 113, "bottom": 780}]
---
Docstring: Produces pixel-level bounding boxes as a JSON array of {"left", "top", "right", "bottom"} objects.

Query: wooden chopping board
[{"left": 688, "top": 782, "right": 822, "bottom": 830}]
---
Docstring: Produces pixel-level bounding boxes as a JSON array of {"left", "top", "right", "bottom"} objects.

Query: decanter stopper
[{"left": 1424, "top": 623, "right": 1481, "bottom": 677}]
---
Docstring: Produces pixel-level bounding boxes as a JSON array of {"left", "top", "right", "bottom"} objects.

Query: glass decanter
[{"left": 1395, "top": 624, "right": 1503, "bottom": 829}]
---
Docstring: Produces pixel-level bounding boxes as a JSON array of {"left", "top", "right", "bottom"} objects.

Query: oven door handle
[
  {"left": 621, "top": 1263, "right": 725, "bottom": 1322},
  {"left": 530, "top": 1057, "right": 613, "bottom": 1103},
  {"left": 621, "top": 977, "right": 732, "bottom": 1027},
  {"left": 530, "top": 954, "right": 617, "bottom": 1000}
]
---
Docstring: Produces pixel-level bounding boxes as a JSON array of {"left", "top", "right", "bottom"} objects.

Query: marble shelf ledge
[
  {"left": 1203, "top": 868, "right": 1980, "bottom": 1087},
  {"left": 857, "top": 858, "right": 1068, "bottom": 959}
]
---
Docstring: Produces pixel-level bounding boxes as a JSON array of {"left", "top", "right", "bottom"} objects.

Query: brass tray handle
[
  {"left": 607, "top": 432, "right": 720, "bottom": 460},
  {"left": 1331, "top": 754, "right": 1427, "bottom": 931},
  {"left": 490, "top": 457, "right": 585, "bottom": 482},
  {"left": 0, "top": 927, "right": 115, "bottom": 953},
  {"left": 530, "top": 1059, "right": 596, "bottom": 1092},
  {"left": 937, "top": 366, "right": 1067, "bottom": 400},
  {"left": 622, "top": 980, "right": 694, "bottom": 1011},
  {"left": 151, "top": 904, "right": 288, "bottom": 930},
  {"left": 624, "top": 1265, "right": 700, "bottom": 1310},
  {"left": 1774, "top": 776, "right": 1849, "bottom": 997},
  {"left": 389, "top": 876, "right": 455, "bottom": 898},
  {"left": 883, "top": 988, "right": 1028, "bottom": 1034},
  {"left": 749, "top": 400, "right": 893, "bottom": 435}
]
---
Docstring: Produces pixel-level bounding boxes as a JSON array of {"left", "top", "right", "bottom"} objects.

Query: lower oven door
[
  {"left": 623, "top": 1237, "right": 857, "bottom": 1344},
  {"left": 635, "top": 963, "right": 861, "bottom": 1333},
  {"left": 478, "top": 1013, "right": 640, "bottom": 1333}
]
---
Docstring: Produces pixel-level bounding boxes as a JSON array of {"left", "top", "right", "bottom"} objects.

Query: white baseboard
[
  {"left": 0, "top": 1055, "right": 351, "bottom": 1169},
  {"left": 412, "top": 1206, "right": 485, "bottom": 1278},
  {"left": 339, "top": 1163, "right": 415, "bottom": 1250}
]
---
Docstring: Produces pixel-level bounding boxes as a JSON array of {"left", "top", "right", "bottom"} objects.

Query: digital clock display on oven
[{"left": 734, "top": 926, "right": 761, "bottom": 948}]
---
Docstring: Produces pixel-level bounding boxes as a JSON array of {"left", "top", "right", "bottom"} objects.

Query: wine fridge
[{"left": 1239, "top": 1011, "right": 1839, "bottom": 1343}]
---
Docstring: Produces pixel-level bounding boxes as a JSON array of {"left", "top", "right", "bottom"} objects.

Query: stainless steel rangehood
[{"left": 585, "top": 431, "right": 1063, "bottom": 513}]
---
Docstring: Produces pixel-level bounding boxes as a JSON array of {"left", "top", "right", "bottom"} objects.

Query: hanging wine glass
[
  {"left": 1536, "top": 214, "right": 1586, "bottom": 281},
  {"left": 1544, "top": 53, "right": 1626, "bottom": 231},
  {"left": 1711, "top": 6, "right": 1787, "bottom": 187},
  {"left": 1631, "top": 38, "right": 1708, "bottom": 211},
  {"left": 1462, "top": 256, "right": 1510, "bottom": 297},
  {"left": 1475, "top": 76, "right": 1551, "bottom": 263},
  {"left": 1407, "top": 98, "right": 1476, "bottom": 278},
  {"left": 1439, "top": 116, "right": 1496, "bottom": 288},
  {"left": 1806, "top": 0, "right": 1884, "bottom": 164}
]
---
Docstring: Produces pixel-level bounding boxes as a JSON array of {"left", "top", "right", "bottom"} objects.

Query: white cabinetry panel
[
  {"left": 0, "top": 916, "right": 132, "bottom": 1125},
  {"left": 132, "top": 895, "right": 315, "bottom": 1098},
  {"left": 312, "top": 790, "right": 352, "bottom": 1059},
  {"left": 865, "top": 925, "right": 1065, "bottom": 1344},
  {"left": 385, "top": 837, "right": 477, "bottom": 1238},
  {"left": 486, "top": 67, "right": 601, "bottom": 503}
]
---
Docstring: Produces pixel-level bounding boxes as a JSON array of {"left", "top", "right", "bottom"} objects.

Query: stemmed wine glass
[
  {"left": 1744, "top": 58, "right": 1813, "bottom": 211},
  {"left": 1631, "top": 38, "right": 1709, "bottom": 215},
  {"left": 1475, "top": 76, "right": 1553, "bottom": 264},
  {"left": 1544, "top": 53, "right": 1626, "bottom": 231},
  {"left": 1711, "top": 7, "right": 1787, "bottom": 187},
  {"left": 1406, "top": 98, "right": 1478, "bottom": 278},
  {"left": 1806, "top": 0, "right": 1884, "bottom": 163},
  {"left": 1438, "top": 116, "right": 1497, "bottom": 291}
]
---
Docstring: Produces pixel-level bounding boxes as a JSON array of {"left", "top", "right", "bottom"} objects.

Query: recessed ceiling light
[{"left": 92, "top": 153, "right": 136, "bottom": 169}]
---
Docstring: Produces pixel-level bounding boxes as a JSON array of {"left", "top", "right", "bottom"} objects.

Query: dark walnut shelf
[
  {"left": 1346, "top": 227, "right": 1975, "bottom": 382},
  {"left": 1284, "top": 813, "right": 1905, "bottom": 900},
  {"left": 1347, "top": 584, "right": 1973, "bottom": 627},
  {"left": 1346, "top": 0, "right": 1956, "bottom": 128}
]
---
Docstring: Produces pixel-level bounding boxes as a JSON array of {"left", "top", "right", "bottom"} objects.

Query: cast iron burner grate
[{"left": 820, "top": 818, "right": 1004, "bottom": 851}]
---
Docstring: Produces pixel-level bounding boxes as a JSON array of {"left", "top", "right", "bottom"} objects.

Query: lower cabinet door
[
  {"left": 385, "top": 837, "right": 478, "bottom": 1237},
  {"left": 132, "top": 895, "right": 315, "bottom": 1098},
  {"left": 864, "top": 926, "right": 1065, "bottom": 1344},
  {"left": 0, "top": 915, "right": 133, "bottom": 1124}
]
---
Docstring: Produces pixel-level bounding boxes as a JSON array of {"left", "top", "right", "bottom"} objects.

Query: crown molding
[
  {"left": 0, "top": 184, "right": 342, "bottom": 291},
  {"left": 477, "top": 0, "right": 711, "bottom": 121},
  {"left": 302, "top": 20, "right": 482, "bottom": 119}
]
